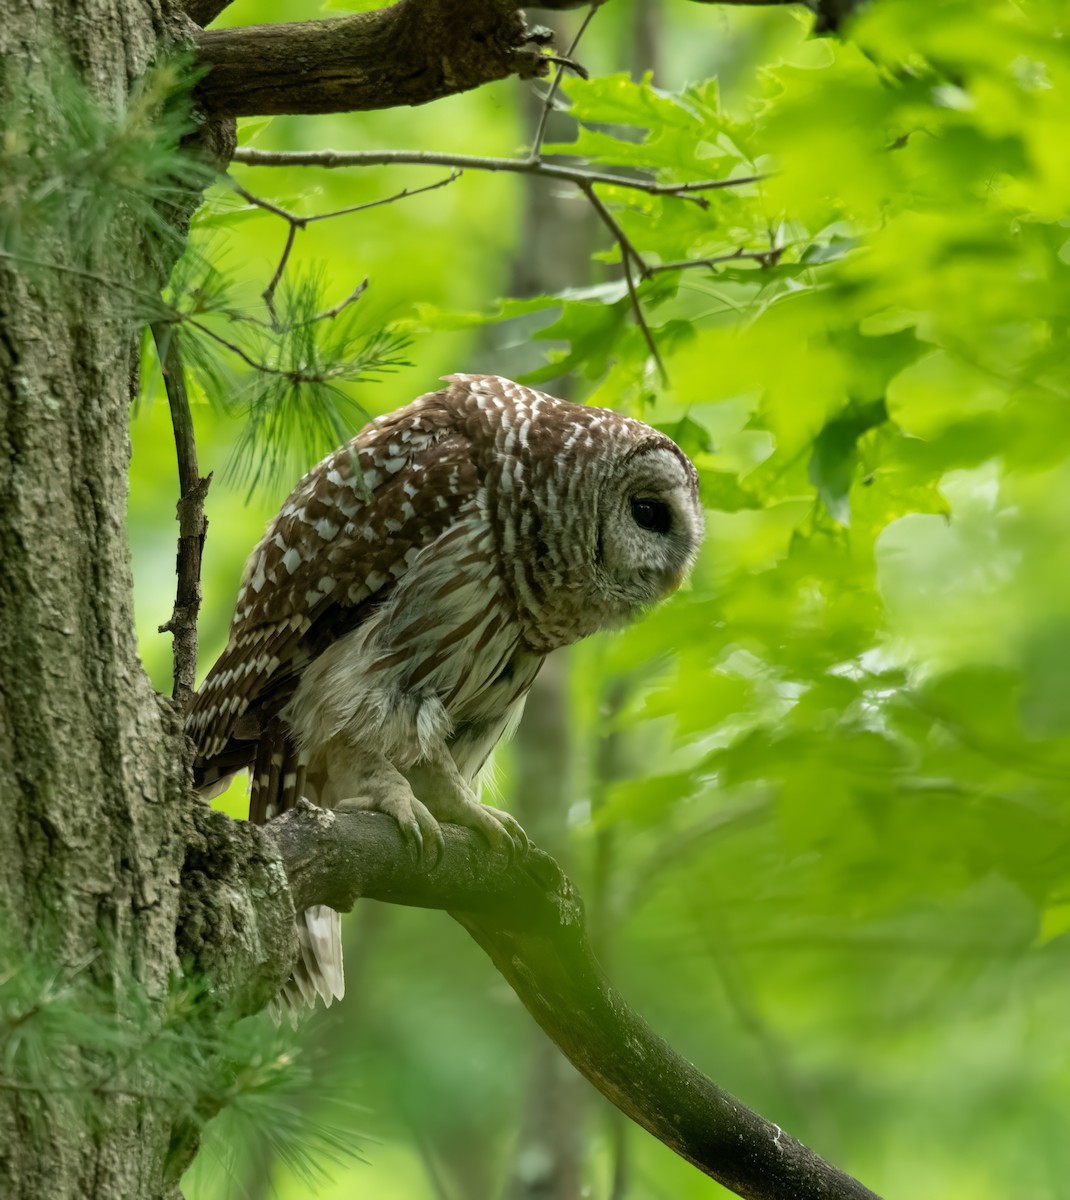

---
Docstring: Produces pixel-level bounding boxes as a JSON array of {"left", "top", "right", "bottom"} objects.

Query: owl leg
[
  {"left": 403, "top": 747, "right": 529, "bottom": 858},
  {"left": 320, "top": 740, "right": 446, "bottom": 868}
]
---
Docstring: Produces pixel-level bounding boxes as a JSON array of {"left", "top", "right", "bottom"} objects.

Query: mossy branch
[
  {"left": 193, "top": 0, "right": 548, "bottom": 118},
  {"left": 268, "top": 802, "right": 883, "bottom": 1200}
]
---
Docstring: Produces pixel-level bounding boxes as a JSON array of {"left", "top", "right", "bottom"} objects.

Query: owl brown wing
[{"left": 188, "top": 393, "right": 481, "bottom": 791}]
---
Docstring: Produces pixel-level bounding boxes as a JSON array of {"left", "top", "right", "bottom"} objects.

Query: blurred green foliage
[{"left": 127, "top": 0, "right": 1070, "bottom": 1196}]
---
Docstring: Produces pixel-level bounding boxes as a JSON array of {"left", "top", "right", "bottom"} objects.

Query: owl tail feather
[{"left": 269, "top": 904, "right": 345, "bottom": 1025}]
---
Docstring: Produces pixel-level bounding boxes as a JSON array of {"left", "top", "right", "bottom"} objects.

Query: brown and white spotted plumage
[{"left": 188, "top": 374, "right": 703, "bottom": 1010}]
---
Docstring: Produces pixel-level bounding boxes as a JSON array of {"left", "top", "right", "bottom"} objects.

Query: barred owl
[{"left": 188, "top": 374, "right": 702, "bottom": 1010}]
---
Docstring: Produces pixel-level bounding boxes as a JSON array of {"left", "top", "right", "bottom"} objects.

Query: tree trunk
[{"left": 0, "top": 5, "right": 293, "bottom": 1196}]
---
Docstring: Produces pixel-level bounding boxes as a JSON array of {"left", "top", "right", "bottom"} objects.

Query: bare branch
[
  {"left": 231, "top": 146, "right": 763, "bottom": 202},
  {"left": 230, "top": 170, "right": 462, "bottom": 229},
  {"left": 531, "top": 5, "right": 602, "bottom": 160},
  {"left": 269, "top": 803, "right": 884, "bottom": 1200},
  {"left": 648, "top": 246, "right": 787, "bottom": 274},
  {"left": 228, "top": 150, "right": 764, "bottom": 375},
  {"left": 579, "top": 181, "right": 666, "bottom": 382},
  {"left": 151, "top": 323, "right": 210, "bottom": 710},
  {"left": 228, "top": 170, "right": 461, "bottom": 326}
]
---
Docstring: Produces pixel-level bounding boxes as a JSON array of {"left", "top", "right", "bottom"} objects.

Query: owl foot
[
  {"left": 428, "top": 791, "right": 529, "bottom": 860},
  {"left": 404, "top": 754, "right": 529, "bottom": 860},
  {"left": 333, "top": 782, "right": 446, "bottom": 870},
  {"left": 320, "top": 740, "right": 527, "bottom": 868}
]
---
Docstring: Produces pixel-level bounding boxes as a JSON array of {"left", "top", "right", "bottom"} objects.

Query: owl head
[
  {"left": 592, "top": 431, "right": 703, "bottom": 621},
  {"left": 450, "top": 376, "right": 703, "bottom": 651}
]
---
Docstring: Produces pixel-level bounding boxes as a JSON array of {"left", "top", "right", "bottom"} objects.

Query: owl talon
[
  {"left": 400, "top": 809, "right": 446, "bottom": 871},
  {"left": 442, "top": 799, "right": 528, "bottom": 861},
  {"left": 426, "top": 822, "right": 446, "bottom": 870},
  {"left": 405, "top": 822, "right": 425, "bottom": 868},
  {"left": 481, "top": 805, "right": 530, "bottom": 858},
  {"left": 335, "top": 787, "right": 444, "bottom": 873}
]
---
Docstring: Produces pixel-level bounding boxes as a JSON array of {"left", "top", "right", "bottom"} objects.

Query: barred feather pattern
[{"left": 188, "top": 374, "right": 702, "bottom": 1012}]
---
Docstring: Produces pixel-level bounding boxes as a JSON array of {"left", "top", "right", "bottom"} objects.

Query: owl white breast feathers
[{"left": 188, "top": 374, "right": 702, "bottom": 1010}]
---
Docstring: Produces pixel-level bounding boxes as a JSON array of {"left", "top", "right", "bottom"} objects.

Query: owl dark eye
[{"left": 630, "top": 497, "right": 672, "bottom": 535}]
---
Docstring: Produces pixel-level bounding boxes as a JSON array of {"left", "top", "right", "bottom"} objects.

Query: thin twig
[
  {"left": 302, "top": 278, "right": 369, "bottom": 325},
  {"left": 184, "top": 317, "right": 337, "bottom": 382},
  {"left": 580, "top": 182, "right": 665, "bottom": 384},
  {"left": 263, "top": 222, "right": 298, "bottom": 328},
  {"left": 648, "top": 247, "right": 787, "bottom": 274},
  {"left": 151, "top": 323, "right": 211, "bottom": 711},
  {"left": 531, "top": 5, "right": 601, "bottom": 160},
  {"left": 231, "top": 168, "right": 462, "bottom": 228},
  {"left": 539, "top": 54, "right": 590, "bottom": 80},
  {"left": 228, "top": 170, "right": 460, "bottom": 327},
  {"left": 581, "top": 181, "right": 651, "bottom": 278},
  {"left": 231, "top": 147, "right": 764, "bottom": 203}
]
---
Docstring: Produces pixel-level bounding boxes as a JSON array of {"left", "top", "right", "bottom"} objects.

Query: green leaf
[{"left": 808, "top": 399, "right": 887, "bottom": 525}]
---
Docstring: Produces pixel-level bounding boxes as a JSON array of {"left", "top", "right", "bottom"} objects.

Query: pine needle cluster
[
  {"left": 0, "top": 944, "right": 363, "bottom": 1188},
  {"left": 152, "top": 242, "right": 412, "bottom": 493},
  {"left": 0, "top": 50, "right": 211, "bottom": 275}
]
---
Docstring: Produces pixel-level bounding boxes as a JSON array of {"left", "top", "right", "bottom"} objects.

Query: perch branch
[
  {"left": 151, "top": 323, "right": 211, "bottom": 710},
  {"left": 269, "top": 803, "right": 883, "bottom": 1200}
]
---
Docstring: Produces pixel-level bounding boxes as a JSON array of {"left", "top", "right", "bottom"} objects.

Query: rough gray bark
[
  {"left": 0, "top": 5, "right": 295, "bottom": 1197},
  {"left": 1, "top": 6, "right": 187, "bottom": 1197}
]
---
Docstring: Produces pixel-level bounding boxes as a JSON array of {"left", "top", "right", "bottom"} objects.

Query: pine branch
[{"left": 269, "top": 803, "right": 884, "bottom": 1200}]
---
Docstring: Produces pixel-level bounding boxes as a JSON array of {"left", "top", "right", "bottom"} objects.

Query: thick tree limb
[
  {"left": 269, "top": 802, "right": 883, "bottom": 1200},
  {"left": 193, "top": 0, "right": 548, "bottom": 117},
  {"left": 191, "top": 0, "right": 862, "bottom": 116},
  {"left": 184, "top": 0, "right": 233, "bottom": 27}
]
